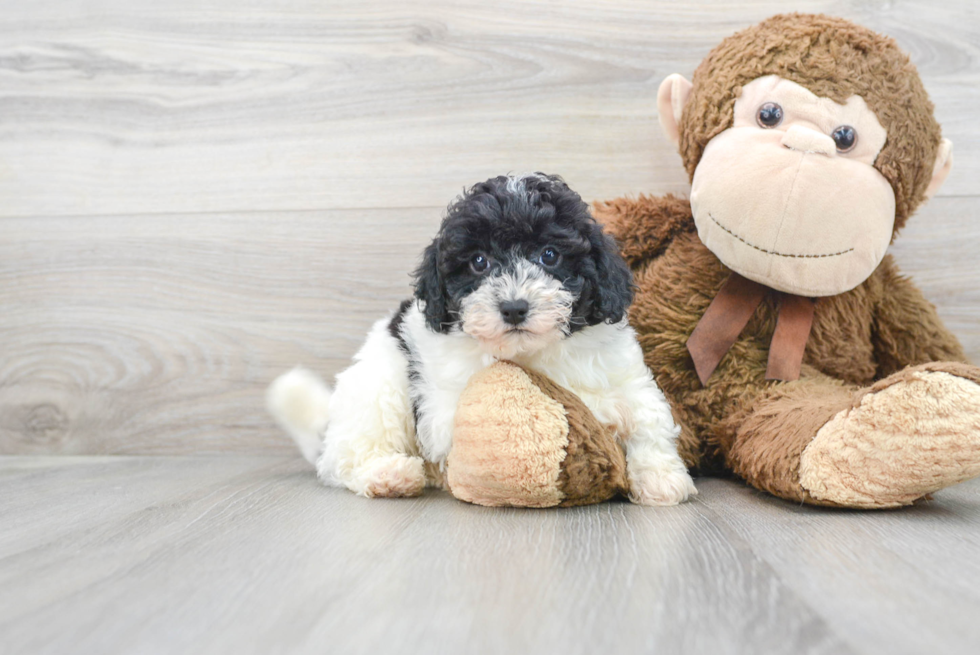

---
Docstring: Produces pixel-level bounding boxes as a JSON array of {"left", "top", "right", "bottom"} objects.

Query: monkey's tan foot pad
[
  {"left": 800, "top": 367, "right": 980, "bottom": 508},
  {"left": 447, "top": 361, "right": 628, "bottom": 508}
]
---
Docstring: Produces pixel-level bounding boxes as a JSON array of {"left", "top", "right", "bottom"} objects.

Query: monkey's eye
[
  {"left": 756, "top": 102, "right": 783, "bottom": 128},
  {"left": 831, "top": 125, "right": 857, "bottom": 152},
  {"left": 470, "top": 253, "right": 491, "bottom": 274},
  {"left": 538, "top": 247, "right": 561, "bottom": 267}
]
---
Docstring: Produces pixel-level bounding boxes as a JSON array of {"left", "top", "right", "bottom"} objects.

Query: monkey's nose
[
  {"left": 781, "top": 125, "right": 836, "bottom": 156},
  {"left": 499, "top": 300, "right": 530, "bottom": 326}
]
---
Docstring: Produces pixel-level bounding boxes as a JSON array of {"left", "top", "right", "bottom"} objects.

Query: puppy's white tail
[{"left": 266, "top": 367, "right": 333, "bottom": 465}]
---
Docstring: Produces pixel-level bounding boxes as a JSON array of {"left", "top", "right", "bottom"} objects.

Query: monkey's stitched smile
[{"left": 709, "top": 214, "right": 855, "bottom": 259}]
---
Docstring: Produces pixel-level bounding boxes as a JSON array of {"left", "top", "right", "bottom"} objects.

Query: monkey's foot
[{"left": 800, "top": 364, "right": 980, "bottom": 508}]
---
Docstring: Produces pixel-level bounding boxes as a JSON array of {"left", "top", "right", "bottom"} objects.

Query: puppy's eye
[
  {"left": 831, "top": 125, "right": 857, "bottom": 152},
  {"left": 470, "top": 253, "right": 491, "bottom": 274},
  {"left": 538, "top": 247, "right": 561, "bottom": 267},
  {"left": 757, "top": 102, "right": 783, "bottom": 128}
]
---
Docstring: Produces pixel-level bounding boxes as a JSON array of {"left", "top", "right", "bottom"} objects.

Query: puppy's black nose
[{"left": 499, "top": 300, "right": 529, "bottom": 326}]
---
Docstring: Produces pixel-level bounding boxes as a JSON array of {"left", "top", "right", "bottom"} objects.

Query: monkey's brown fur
[
  {"left": 596, "top": 15, "right": 980, "bottom": 507},
  {"left": 679, "top": 13, "right": 940, "bottom": 230},
  {"left": 598, "top": 193, "right": 972, "bottom": 504}
]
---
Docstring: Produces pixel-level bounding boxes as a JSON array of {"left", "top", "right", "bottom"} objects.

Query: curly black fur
[{"left": 412, "top": 173, "right": 634, "bottom": 334}]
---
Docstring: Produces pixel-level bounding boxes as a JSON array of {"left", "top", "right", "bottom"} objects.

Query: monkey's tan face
[{"left": 690, "top": 76, "right": 895, "bottom": 297}]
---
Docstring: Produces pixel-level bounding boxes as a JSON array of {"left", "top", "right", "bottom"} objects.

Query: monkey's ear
[
  {"left": 657, "top": 74, "right": 693, "bottom": 149},
  {"left": 924, "top": 138, "right": 953, "bottom": 200}
]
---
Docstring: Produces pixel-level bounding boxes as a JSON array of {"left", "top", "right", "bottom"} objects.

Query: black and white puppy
[{"left": 268, "top": 174, "right": 696, "bottom": 505}]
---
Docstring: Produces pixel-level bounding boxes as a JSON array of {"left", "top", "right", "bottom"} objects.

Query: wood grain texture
[
  {"left": 0, "top": 208, "right": 442, "bottom": 455},
  {"left": 0, "top": 0, "right": 978, "bottom": 456},
  {"left": 1, "top": 198, "right": 976, "bottom": 456},
  {"left": 0, "top": 0, "right": 977, "bottom": 216},
  {"left": 2, "top": 456, "right": 979, "bottom": 654},
  {"left": 3, "top": 5, "right": 978, "bottom": 653},
  {"left": 704, "top": 477, "right": 980, "bottom": 655}
]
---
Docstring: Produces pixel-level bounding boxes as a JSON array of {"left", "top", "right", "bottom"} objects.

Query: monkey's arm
[
  {"left": 871, "top": 255, "right": 968, "bottom": 377},
  {"left": 593, "top": 194, "right": 696, "bottom": 268}
]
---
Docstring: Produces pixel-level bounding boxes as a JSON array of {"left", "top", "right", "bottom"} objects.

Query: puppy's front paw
[
  {"left": 360, "top": 455, "right": 426, "bottom": 498},
  {"left": 629, "top": 466, "right": 697, "bottom": 506}
]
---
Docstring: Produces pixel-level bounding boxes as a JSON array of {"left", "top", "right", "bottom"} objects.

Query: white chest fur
[{"left": 401, "top": 305, "right": 651, "bottom": 464}]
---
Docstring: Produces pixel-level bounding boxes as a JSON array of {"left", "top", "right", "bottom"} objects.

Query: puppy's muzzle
[{"left": 499, "top": 299, "right": 529, "bottom": 326}]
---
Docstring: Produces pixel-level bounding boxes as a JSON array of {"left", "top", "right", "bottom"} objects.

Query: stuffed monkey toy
[
  {"left": 448, "top": 13, "right": 980, "bottom": 509},
  {"left": 592, "top": 13, "right": 980, "bottom": 508}
]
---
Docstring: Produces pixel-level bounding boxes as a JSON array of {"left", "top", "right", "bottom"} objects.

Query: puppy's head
[{"left": 413, "top": 173, "right": 633, "bottom": 358}]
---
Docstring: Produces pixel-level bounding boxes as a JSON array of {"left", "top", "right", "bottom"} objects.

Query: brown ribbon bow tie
[{"left": 686, "top": 273, "right": 816, "bottom": 386}]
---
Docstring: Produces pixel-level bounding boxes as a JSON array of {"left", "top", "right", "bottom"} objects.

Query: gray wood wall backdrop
[{"left": 1, "top": 0, "right": 978, "bottom": 456}]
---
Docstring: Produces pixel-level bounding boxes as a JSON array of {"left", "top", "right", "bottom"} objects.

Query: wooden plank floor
[
  {"left": 2, "top": 455, "right": 979, "bottom": 655},
  {"left": 2, "top": 3, "right": 980, "bottom": 653}
]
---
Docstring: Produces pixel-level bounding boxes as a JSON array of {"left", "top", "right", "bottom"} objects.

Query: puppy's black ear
[
  {"left": 586, "top": 226, "right": 634, "bottom": 325},
  {"left": 412, "top": 240, "right": 452, "bottom": 333}
]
